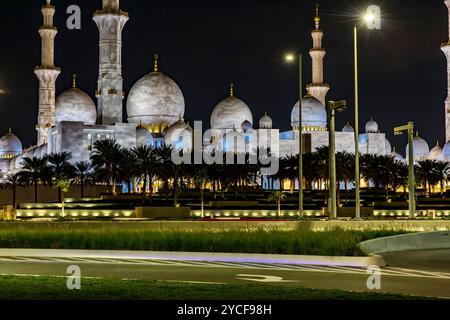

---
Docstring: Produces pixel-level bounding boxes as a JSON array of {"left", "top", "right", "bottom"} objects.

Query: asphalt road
[{"left": 0, "top": 255, "right": 449, "bottom": 299}]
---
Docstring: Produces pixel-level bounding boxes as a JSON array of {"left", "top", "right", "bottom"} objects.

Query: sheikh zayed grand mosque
[{"left": 0, "top": 0, "right": 449, "bottom": 175}]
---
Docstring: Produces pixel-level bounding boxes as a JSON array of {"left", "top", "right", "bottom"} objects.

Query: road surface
[{"left": 0, "top": 254, "right": 449, "bottom": 299}]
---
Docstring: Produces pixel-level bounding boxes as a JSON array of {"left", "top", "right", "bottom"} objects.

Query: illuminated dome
[
  {"left": 136, "top": 124, "right": 154, "bottom": 147},
  {"left": 211, "top": 84, "right": 253, "bottom": 130},
  {"left": 291, "top": 94, "right": 327, "bottom": 131},
  {"left": 342, "top": 122, "right": 354, "bottom": 133},
  {"left": 56, "top": 76, "right": 97, "bottom": 125},
  {"left": 406, "top": 133, "right": 430, "bottom": 161},
  {"left": 391, "top": 147, "right": 404, "bottom": 161},
  {"left": 259, "top": 113, "right": 273, "bottom": 129},
  {"left": 385, "top": 138, "right": 392, "bottom": 155},
  {"left": 443, "top": 141, "right": 450, "bottom": 160},
  {"left": 241, "top": 119, "right": 253, "bottom": 132},
  {"left": 428, "top": 142, "right": 443, "bottom": 161},
  {"left": 365, "top": 118, "right": 379, "bottom": 133},
  {"left": 163, "top": 119, "right": 193, "bottom": 150},
  {"left": 0, "top": 129, "right": 23, "bottom": 159},
  {"left": 127, "top": 56, "right": 185, "bottom": 126}
]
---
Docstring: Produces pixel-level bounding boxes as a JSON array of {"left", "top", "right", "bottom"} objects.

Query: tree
[
  {"left": 193, "top": 168, "right": 209, "bottom": 218},
  {"left": 17, "top": 157, "right": 49, "bottom": 203},
  {"left": 90, "top": 139, "right": 123, "bottom": 195},
  {"left": 46, "top": 152, "right": 74, "bottom": 202},
  {"left": 55, "top": 177, "right": 70, "bottom": 219},
  {"left": 71, "top": 161, "right": 95, "bottom": 198},
  {"left": 269, "top": 191, "right": 286, "bottom": 218},
  {"left": 131, "top": 145, "right": 159, "bottom": 203},
  {"left": 1, "top": 173, "right": 23, "bottom": 208}
]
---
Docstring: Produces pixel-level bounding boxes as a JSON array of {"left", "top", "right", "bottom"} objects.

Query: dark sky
[{"left": 0, "top": 0, "right": 448, "bottom": 155}]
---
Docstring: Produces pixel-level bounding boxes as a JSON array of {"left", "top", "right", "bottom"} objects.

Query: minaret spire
[
  {"left": 94, "top": 0, "right": 129, "bottom": 125},
  {"left": 34, "top": 0, "right": 61, "bottom": 145},
  {"left": 442, "top": 0, "right": 450, "bottom": 142},
  {"left": 307, "top": 3, "right": 330, "bottom": 105}
]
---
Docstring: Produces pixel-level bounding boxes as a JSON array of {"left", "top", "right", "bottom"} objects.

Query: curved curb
[
  {"left": 0, "top": 249, "right": 385, "bottom": 268},
  {"left": 359, "top": 230, "right": 450, "bottom": 255}
]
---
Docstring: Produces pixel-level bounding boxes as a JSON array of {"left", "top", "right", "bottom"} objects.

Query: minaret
[
  {"left": 34, "top": 0, "right": 61, "bottom": 146},
  {"left": 442, "top": 0, "right": 450, "bottom": 142},
  {"left": 93, "top": 0, "right": 129, "bottom": 125},
  {"left": 307, "top": 4, "right": 330, "bottom": 105}
]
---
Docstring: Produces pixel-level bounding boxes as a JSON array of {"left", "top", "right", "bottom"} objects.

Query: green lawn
[
  {"left": 0, "top": 228, "right": 407, "bottom": 256},
  {"left": 0, "top": 275, "right": 422, "bottom": 300}
]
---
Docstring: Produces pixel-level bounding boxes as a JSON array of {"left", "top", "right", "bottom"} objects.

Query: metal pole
[
  {"left": 329, "top": 107, "right": 337, "bottom": 219},
  {"left": 408, "top": 122, "right": 415, "bottom": 219},
  {"left": 299, "top": 54, "right": 304, "bottom": 218},
  {"left": 354, "top": 26, "right": 361, "bottom": 220}
]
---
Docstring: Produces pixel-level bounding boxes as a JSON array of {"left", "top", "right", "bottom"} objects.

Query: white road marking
[{"left": 236, "top": 274, "right": 298, "bottom": 283}]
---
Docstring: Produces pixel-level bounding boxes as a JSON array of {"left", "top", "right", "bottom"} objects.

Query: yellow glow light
[
  {"left": 364, "top": 14, "right": 375, "bottom": 23},
  {"left": 285, "top": 54, "right": 295, "bottom": 62}
]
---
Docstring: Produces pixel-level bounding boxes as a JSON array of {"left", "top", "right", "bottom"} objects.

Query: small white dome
[
  {"left": 127, "top": 59, "right": 185, "bottom": 126},
  {"left": 429, "top": 142, "right": 444, "bottom": 161},
  {"left": 391, "top": 148, "right": 404, "bottom": 161},
  {"left": 211, "top": 85, "right": 253, "bottom": 130},
  {"left": 259, "top": 113, "right": 273, "bottom": 129},
  {"left": 342, "top": 122, "right": 354, "bottom": 133},
  {"left": 406, "top": 133, "right": 430, "bottom": 161},
  {"left": 56, "top": 86, "right": 97, "bottom": 125},
  {"left": 0, "top": 130, "right": 23, "bottom": 158},
  {"left": 365, "top": 118, "right": 379, "bottom": 133},
  {"left": 291, "top": 95, "right": 327, "bottom": 130},
  {"left": 385, "top": 138, "right": 392, "bottom": 155},
  {"left": 163, "top": 119, "right": 193, "bottom": 150},
  {"left": 136, "top": 124, "right": 154, "bottom": 147}
]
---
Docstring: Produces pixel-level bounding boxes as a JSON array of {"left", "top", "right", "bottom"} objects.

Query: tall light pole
[
  {"left": 328, "top": 100, "right": 347, "bottom": 219},
  {"left": 285, "top": 53, "right": 304, "bottom": 218},
  {"left": 394, "top": 122, "right": 416, "bottom": 219},
  {"left": 354, "top": 13, "right": 380, "bottom": 220}
]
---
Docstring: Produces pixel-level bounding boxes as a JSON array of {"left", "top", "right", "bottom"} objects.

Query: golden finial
[
  {"left": 416, "top": 131, "right": 419, "bottom": 138},
  {"left": 314, "top": 3, "right": 321, "bottom": 30},
  {"left": 153, "top": 54, "right": 159, "bottom": 73},
  {"left": 8, "top": 127, "right": 11, "bottom": 134},
  {"left": 437, "top": 140, "right": 440, "bottom": 147},
  {"left": 72, "top": 74, "right": 77, "bottom": 88},
  {"left": 230, "top": 83, "right": 235, "bottom": 97}
]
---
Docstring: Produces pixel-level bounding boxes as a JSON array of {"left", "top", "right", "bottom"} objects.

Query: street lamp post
[
  {"left": 354, "top": 25, "right": 361, "bottom": 220},
  {"left": 394, "top": 122, "right": 416, "bottom": 219},
  {"left": 328, "top": 100, "right": 347, "bottom": 219},
  {"left": 285, "top": 53, "right": 304, "bottom": 218},
  {"left": 353, "top": 13, "right": 379, "bottom": 220}
]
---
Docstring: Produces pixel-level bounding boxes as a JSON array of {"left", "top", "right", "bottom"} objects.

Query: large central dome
[
  {"left": 210, "top": 84, "right": 253, "bottom": 130},
  {"left": 127, "top": 56, "right": 185, "bottom": 126},
  {"left": 291, "top": 94, "right": 327, "bottom": 131},
  {"left": 56, "top": 76, "right": 97, "bottom": 125}
]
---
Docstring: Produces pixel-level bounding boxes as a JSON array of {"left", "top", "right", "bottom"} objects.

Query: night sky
[{"left": 0, "top": 0, "right": 448, "bottom": 155}]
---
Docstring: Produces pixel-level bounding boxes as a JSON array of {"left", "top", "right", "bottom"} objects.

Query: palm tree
[
  {"left": 71, "top": 161, "right": 95, "bottom": 198},
  {"left": 1, "top": 173, "right": 23, "bottom": 208},
  {"left": 118, "top": 148, "right": 137, "bottom": 193},
  {"left": 193, "top": 168, "right": 209, "bottom": 218},
  {"left": 46, "top": 152, "right": 74, "bottom": 202},
  {"left": 17, "top": 157, "right": 49, "bottom": 203},
  {"left": 90, "top": 139, "right": 123, "bottom": 195},
  {"left": 131, "top": 145, "right": 159, "bottom": 203},
  {"left": 416, "top": 160, "right": 438, "bottom": 197},
  {"left": 269, "top": 191, "right": 286, "bottom": 218},
  {"left": 434, "top": 161, "right": 449, "bottom": 196}
]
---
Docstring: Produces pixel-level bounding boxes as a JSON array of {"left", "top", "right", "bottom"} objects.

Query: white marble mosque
[{"left": 0, "top": 0, "right": 448, "bottom": 175}]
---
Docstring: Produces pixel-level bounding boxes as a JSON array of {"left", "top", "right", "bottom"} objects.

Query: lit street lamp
[
  {"left": 394, "top": 122, "right": 416, "bottom": 219},
  {"left": 353, "top": 12, "right": 381, "bottom": 220},
  {"left": 285, "top": 53, "right": 304, "bottom": 218},
  {"left": 328, "top": 100, "right": 347, "bottom": 219}
]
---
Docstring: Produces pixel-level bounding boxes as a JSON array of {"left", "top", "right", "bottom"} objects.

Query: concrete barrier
[
  {"left": 359, "top": 230, "right": 450, "bottom": 254},
  {"left": 0, "top": 249, "right": 386, "bottom": 268}
]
